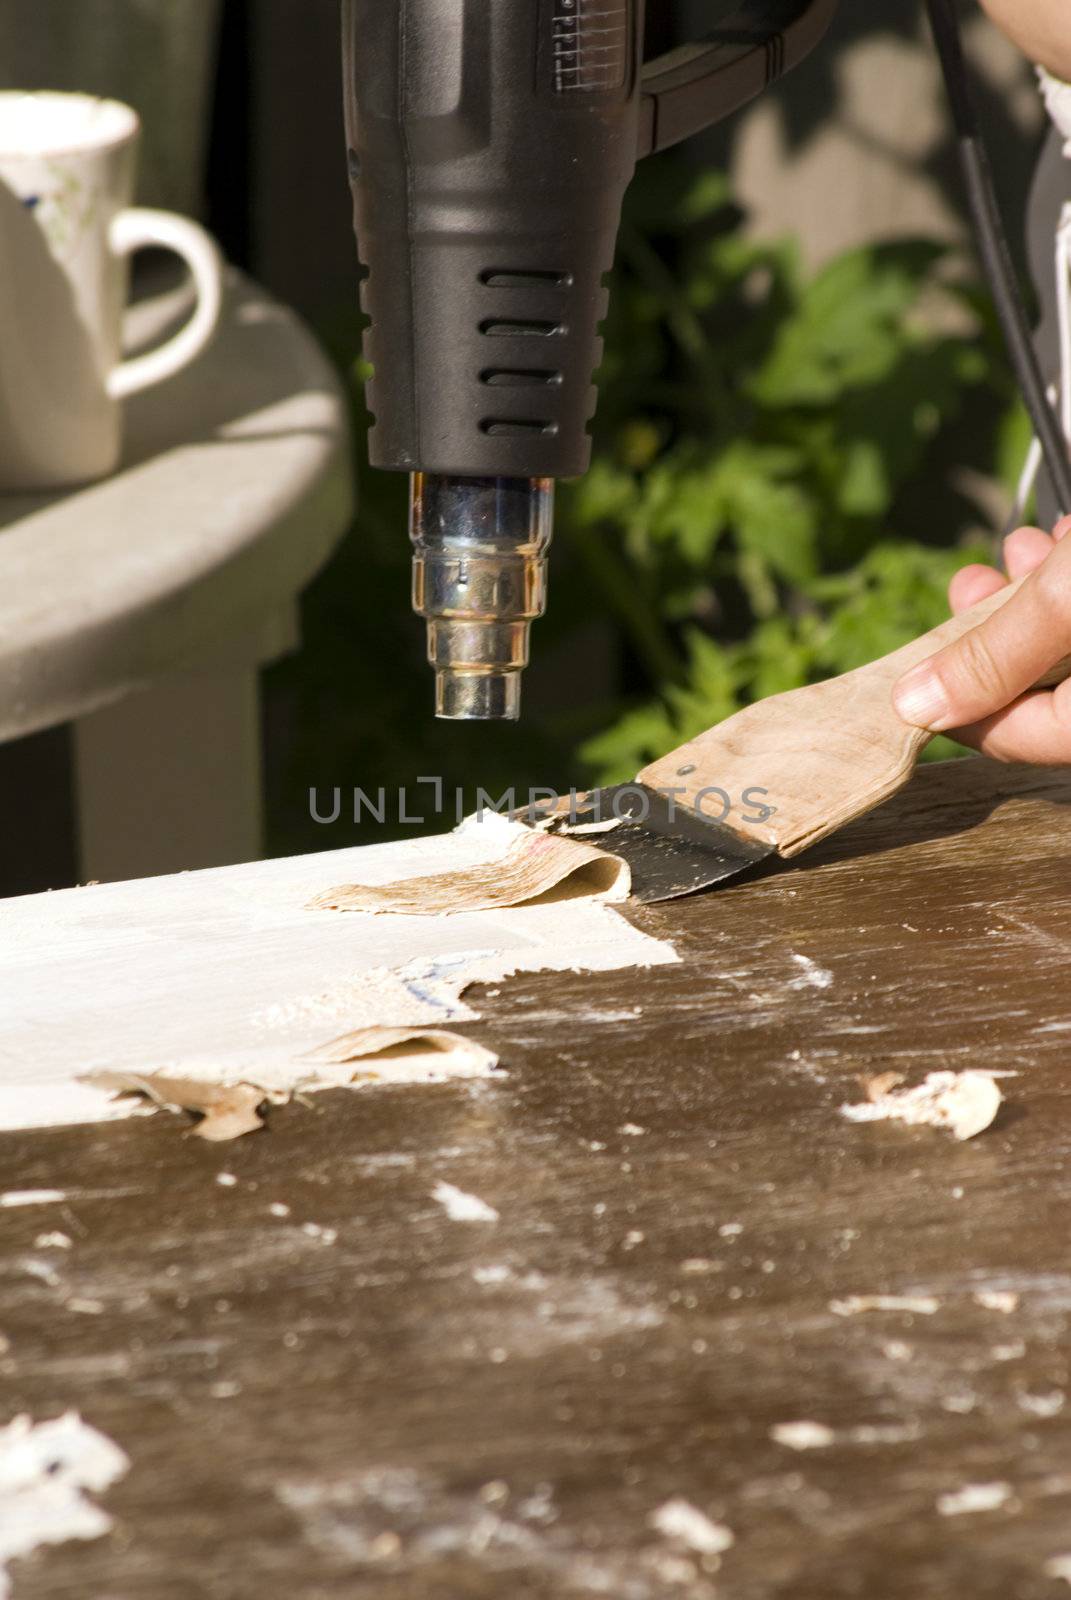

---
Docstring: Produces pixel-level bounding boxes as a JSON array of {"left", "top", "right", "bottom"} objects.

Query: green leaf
[
  {"left": 580, "top": 701, "right": 679, "bottom": 783},
  {"left": 569, "top": 459, "right": 636, "bottom": 528},
  {"left": 751, "top": 240, "right": 948, "bottom": 407},
  {"left": 836, "top": 437, "right": 889, "bottom": 516}
]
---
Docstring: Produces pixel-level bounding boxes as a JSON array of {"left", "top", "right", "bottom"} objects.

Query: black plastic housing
[{"left": 342, "top": 0, "right": 644, "bottom": 481}]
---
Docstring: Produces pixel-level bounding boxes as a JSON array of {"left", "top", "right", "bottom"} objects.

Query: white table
[{"left": 0, "top": 268, "right": 353, "bottom": 883}]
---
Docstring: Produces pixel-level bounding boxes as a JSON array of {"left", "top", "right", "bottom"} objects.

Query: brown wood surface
[{"left": 4, "top": 757, "right": 1071, "bottom": 1599}]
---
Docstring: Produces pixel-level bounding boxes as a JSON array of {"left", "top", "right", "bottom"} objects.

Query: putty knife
[{"left": 528, "top": 574, "right": 1070, "bottom": 903}]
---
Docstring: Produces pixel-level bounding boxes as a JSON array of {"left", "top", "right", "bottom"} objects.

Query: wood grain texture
[
  {"left": 640, "top": 576, "right": 1071, "bottom": 857},
  {"left": 3, "top": 759, "right": 1071, "bottom": 1598}
]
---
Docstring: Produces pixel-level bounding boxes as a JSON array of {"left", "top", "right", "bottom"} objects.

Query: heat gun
[{"left": 341, "top": 0, "right": 837, "bottom": 720}]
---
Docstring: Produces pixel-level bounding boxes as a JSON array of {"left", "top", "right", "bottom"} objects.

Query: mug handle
[{"left": 106, "top": 207, "right": 223, "bottom": 400}]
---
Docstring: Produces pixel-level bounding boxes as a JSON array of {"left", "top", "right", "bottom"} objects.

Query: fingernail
[{"left": 893, "top": 665, "right": 954, "bottom": 730}]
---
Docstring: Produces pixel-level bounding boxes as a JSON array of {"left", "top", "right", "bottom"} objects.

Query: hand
[
  {"left": 892, "top": 516, "right": 1071, "bottom": 763},
  {"left": 978, "top": 0, "right": 1071, "bottom": 81}
]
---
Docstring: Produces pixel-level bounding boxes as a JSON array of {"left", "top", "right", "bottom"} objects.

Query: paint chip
[
  {"left": 1044, "top": 1555, "right": 1071, "bottom": 1584},
  {"left": 0, "top": 1190, "right": 66, "bottom": 1208},
  {"left": 303, "top": 1025, "right": 498, "bottom": 1085},
  {"left": 431, "top": 1182, "right": 499, "bottom": 1223},
  {"left": 848, "top": 1422, "right": 921, "bottom": 1445},
  {"left": 473, "top": 1264, "right": 511, "bottom": 1284},
  {"left": 937, "top": 1482, "right": 1012, "bottom": 1516},
  {"left": 87, "top": 1028, "right": 498, "bottom": 1142},
  {"left": 0, "top": 1412, "right": 129, "bottom": 1597},
  {"left": 789, "top": 953, "right": 833, "bottom": 989},
  {"left": 85, "top": 1074, "right": 269, "bottom": 1141},
  {"left": 1019, "top": 1391, "right": 1065, "bottom": 1418},
  {"left": 649, "top": 1498, "right": 734, "bottom": 1555},
  {"left": 33, "top": 1233, "right": 72, "bottom": 1250},
  {"left": 301, "top": 1223, "right": 337, "bottom": 1244},
  {"left": 310, "top": 814, "right": 630, "bottom": 915},
  {"left": 841, "top": 1071, "right": 1001, "bottom": 1141},
  {"left": 770, "top": 1420, "right": 835, "bottom": 1450},
  {"left": 974, "top": 1290, "right": 1019, "bottom": 1314},
  {"left": 830, "top": 1294, "right": 940, "bottom": 1317}
]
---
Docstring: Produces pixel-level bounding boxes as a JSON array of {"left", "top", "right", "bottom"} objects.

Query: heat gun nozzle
[{"left": 410, "top": 473, "right": 553, "bottom": 721}]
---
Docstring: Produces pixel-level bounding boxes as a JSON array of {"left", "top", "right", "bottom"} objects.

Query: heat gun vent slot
[
  {"left": 480, "top": 369, "right": 562, "bottom": 388},
  {"left": 480, "top": 320, "right": 565, "bottom": 338},
  {"left": 480, "top": 270, "right": 573, "bottom": 289},
  {"left": 480, "top": 420, "right": 559, "bottom": 438}
]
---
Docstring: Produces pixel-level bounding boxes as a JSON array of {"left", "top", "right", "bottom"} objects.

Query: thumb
[{"left": 893, "top": 561, "right": 1071, "bottom": 731}]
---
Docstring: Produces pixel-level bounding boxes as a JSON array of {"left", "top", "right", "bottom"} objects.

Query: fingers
[
  {"left": 948, "top": 523, "right": 1066, "bottom": 614},
  {"left": 1004, "top": 524, "right": 1056, "bottom": 577},
  {"left": 949, "top": 564, "right": 1006, "bottom": 614},
  {"left": 952, "top": 676, "right": 1071, "bottom": 764},
  {"left": 895, "top": 536, "right": 1071, "bottom": 733}
]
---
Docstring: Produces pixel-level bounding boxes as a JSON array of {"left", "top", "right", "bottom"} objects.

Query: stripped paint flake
[
  {"left": 431, "top": 1182, "right": 499, "bottom": 1223},
  {"left": 789, "top": 953, "right": 833, "bottom": 989},
  {"left": 770, "top": 1420, "right": 835, "bottom": 1450},
  {"left": 85, "top": 1074, "right": 269, "bottom": 1141},
  {"left": 0, "top": 1190, "right": 66, "bottom": 1209},
  {"left": 302, "top": 1025, "right": 498, "bottom": 1085},
  {"left": 847, "top": 1422, "right": 922, "bottom": 1445},
  {"left": 1019, "top": 1391, "right": 1065, "bottom": 1418},
  {"left": 841, "top": 1070, "right": 1002, "bottom": 1141},
  {"left": 0, "top": 1412, "right": 129, "bottom": 1598},
  {"left": 936, "top": 1482, "right": 1013, "bottom": 1517},
  {"left": 649, "top": 1498, "right": 734, "bottom": 1555},
  {"left": 473, "top": 1264, "right": 512, "bottom": 1284},
  {"left": 310, "top": 814, "right": 630, "bottom": 915},
  {"left": 830, "top": 1294, "right": 940, "bottom": 1317},
  {"left": 974, "top": 1289, "right": 1020, "bottom": 1313}
]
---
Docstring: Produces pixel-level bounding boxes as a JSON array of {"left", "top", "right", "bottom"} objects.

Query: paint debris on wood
[{"left": 840, "top": 1070, "right": 1003, "bottom": 1140}]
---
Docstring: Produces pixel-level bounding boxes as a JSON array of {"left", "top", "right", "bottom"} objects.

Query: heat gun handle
[{"left": 636, "top": 0, "right": 837, "bottom": 158}]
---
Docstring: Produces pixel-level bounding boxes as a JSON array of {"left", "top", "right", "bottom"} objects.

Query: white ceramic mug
[{"left": 0, "top": 91, "right": 223, "bottom": 490}]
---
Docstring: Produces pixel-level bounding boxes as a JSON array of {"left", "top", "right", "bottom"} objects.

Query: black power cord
[{"left": 925, "top": 0, "right": 1071, "bottom": 518}]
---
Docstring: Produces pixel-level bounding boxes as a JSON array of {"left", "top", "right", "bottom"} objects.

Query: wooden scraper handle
[{"left": 639, "top": 573, "right": 1071, "bottom": 859}]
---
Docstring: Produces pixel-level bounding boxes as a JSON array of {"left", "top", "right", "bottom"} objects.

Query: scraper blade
[{"left": 530, "top": 785, "right": 774, "bottom": 904}]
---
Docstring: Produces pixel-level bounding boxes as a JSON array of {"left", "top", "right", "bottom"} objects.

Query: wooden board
[{"left": 3, "top": 758, "right": 1071, "bottom": 1598}]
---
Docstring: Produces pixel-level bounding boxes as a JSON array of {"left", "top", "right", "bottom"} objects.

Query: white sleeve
[{"left": 1038, "top": 65, "right": 1071, "bottom": 157}]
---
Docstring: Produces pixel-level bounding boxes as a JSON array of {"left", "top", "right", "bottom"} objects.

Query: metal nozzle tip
[
  {"left": 436, "top": 671, "right": 521, "bottom": 721},
  {"left": 411, "top": 474, "right": 553, "bottom": 723}
]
